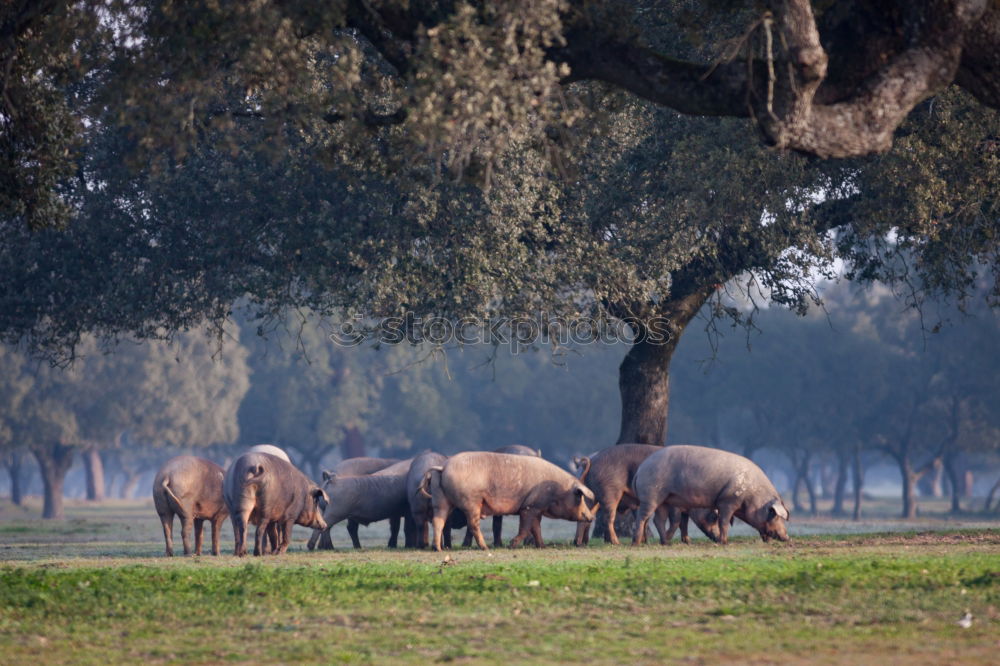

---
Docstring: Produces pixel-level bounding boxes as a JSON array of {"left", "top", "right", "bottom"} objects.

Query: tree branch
[{"left": 557, "top": 0, "right": 989, "bottom": 158}]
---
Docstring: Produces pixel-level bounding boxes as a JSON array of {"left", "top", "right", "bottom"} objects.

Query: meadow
[{"left": 0, "top": 497, "right": 998, "bottom": 664}]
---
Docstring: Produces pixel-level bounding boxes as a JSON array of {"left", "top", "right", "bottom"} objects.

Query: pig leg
[
  {"left": 661, "top": 507, "right": 680, "bottom": 544},
  {"left": 652, "top": 505, "right": 670, "bottom": 545},
  {"left": 464, "top": 507, "right": 489, "bottom": 550},
  {"left": 387, "top": 516, "right": 400, "bottom": 548},
  {"left": 230, "top": 513, "right": 250, "bottom": 557},
  {"left": 604, "top": 491, "right": 623, "bottom": 545},
  {"left": 419, "top": 519, "right": 429, "bottom": 549},
  {"left": 210, "top": 515, "right": 224, "bottom": 556},
  {"left": 530, "top": 515, "right": 545, "bottom": 548},
  {"left": 508, "top": 511, "right": 539, "bottom": 548},
  {"left": 253, "top": 522, "right": 266, "bottom": 556},
  {"left": 631, "top": 501, "right": 657, "bottom": 546},
  {"left": 347, "top": 520, "right": 362, "bottom": 549},
  {"left": 403, "top": 515, "right": 417, "bottom": 548},
  {"left": 717, "top": 503, "right": 737, "bottom": 545},
  {"left": 492, "top": 516, "right": 504, "bottom": 547},
  {"left": 194, "top": 518, "right": 205, "bottom": 556},
  {"left": 267, "top": 522, "right": 280, "bottom": 554},
  {"left": 276, "top": 520, "right": 294, "bottom": 554},
  {"left": 159, "top": 513, "right": 175, "bottom": 557},
  {"left": 430, "top": 500, "right": 453, "bottom": 552},
  {"left": 574, "top": 519, "right": 592, "bottom": 547},
  {"left": 179, "top": 513, "right": 194, "bottom": 556},
  {"left": 461, "top": 527, "right": 474, "bottom": 547},
  {"left": 679, "top": 512, "right": 691, "bottom": 544}
]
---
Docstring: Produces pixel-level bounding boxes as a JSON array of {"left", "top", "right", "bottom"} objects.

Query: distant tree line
[{"left": 2, "top": 281, "right": 998, "bottom": 520}]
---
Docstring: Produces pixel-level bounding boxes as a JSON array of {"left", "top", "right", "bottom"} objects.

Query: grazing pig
[
  {"left": 153, "top": 456, "right": 229, "bottom": 556},
  {"left": 632, "top": 445, "right": 790, "bottom": 545},
  {"left": 223, "top": 452, "right": 328, "bottom": 556},
  {"left": 483, "top": 445, "right": 543, "bottom": 547},
  {"left": 574, "top": 444, "right": 720, "bottom": 546},
  {"left": 307, "top": 458, "right": 413, "bottom": 550},
  {"left": 307, "top": 456, "right": 404, "bottom": 549},
  {"left": 421, "top": 451, "right": 595, "bottom": 551}
]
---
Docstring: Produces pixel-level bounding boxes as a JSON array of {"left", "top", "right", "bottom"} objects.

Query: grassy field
[{"left": 0, "top": 498, "right": 998, "bottom": 664}]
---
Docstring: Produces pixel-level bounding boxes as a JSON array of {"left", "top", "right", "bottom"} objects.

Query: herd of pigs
[{"left": 152, "top": 442, "right": 790, "bottom": 557}]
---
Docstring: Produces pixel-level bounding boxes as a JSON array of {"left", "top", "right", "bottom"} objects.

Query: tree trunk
[
  {"left": 82, "top": 446, "right": 105, "bottom": 502},
  {"left": 614, "top": 290, "right": 710, "bottom": 447},
  {"left": 341, "top": 426, "right": 366, "bottom": 459},
  {"left": 943, "top": 454, "right": 962, "bottom": 514},
  {"left": 120, "top": 471, "right": 142, "bottom": 500},
  {"left": 983, "top": 477, "right": 1000, "bottom": 513},
  {"left": 803, "top": 466, "right": 818, "bottom": 516},
  {"left": 917, "top": 458, "right": 944, "bottom": 497},
  {"left": 831, "top": 452, "right": 849, "bottom": 516},
  {"left": 33, "top": 443, "right": 75, "bottom": 519},
  {"left": 615, "top": 336, "right": 676, "bottom": 446},
  {"left": 5, "top": 451, "right": 27, "bottom": 506},
  {"left": 851, "top": 447, "right": 864, "bottom": 521},
  {"left": 898, "top": 455, "right": 919, "bottom": 519}
]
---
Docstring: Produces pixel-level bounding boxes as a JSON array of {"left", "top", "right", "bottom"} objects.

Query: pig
[
  {"left": 307, "top": 456, "right": 405, "bottom": 549},
  {"left": 307, "top": 458, "right": 414, "bottom": 550},
  {"left": 153, "top": 455, "right": 229, "bottom": 556},
  {"left": 407, "top": 450, "right": 449, "bottom": 549},
  {"left": 223, "top": 451, "right": 328, "bottom": 556},
  {"left": 420, "top": 451, "right": 595, "bottom": 551},
  {"left": 482, "top": 445, "right": 544, "bottom": 547},
  {"left": 631, "top": 445, "right": 790, "bottom": 545},
  {"left": 573, "top": 444, "right": 720, "bottom": 546},
  {"left": 245, "top": 445, "right": 291, "bottom": 552}
]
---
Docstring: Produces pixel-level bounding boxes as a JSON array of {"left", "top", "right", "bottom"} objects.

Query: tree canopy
[{"left": 6, "top": 1, "right": 1000, "bottom": 231}]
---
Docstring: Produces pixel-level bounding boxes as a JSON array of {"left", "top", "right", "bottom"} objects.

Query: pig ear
[
  {"left": 769, "top": 502, "right": 789, "bottom": 521},
  {"left": 574, "top": 484, "right": 595, "bottom": 501},
  {"left": 322, "top": 470, "right": 333, "bottom": 482},
  {"left": 312, "top": 487, "right": 329, "bottom": 508}
]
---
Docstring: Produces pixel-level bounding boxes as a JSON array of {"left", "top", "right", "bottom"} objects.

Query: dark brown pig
[
  {"left": 153, "top": 455, "right": 228, "bottom": 556},
  {"left": 631, "top": 445, "right": 790, "bottom": 545},
  {"left": 421, "top": 451, "right": 595, "bottom": 551},
  {"left": 223, "top": 452, "right": 328, "bottom": 556},
  {"left": 574, "top": 444, "right": 720, "bottom": 546}
]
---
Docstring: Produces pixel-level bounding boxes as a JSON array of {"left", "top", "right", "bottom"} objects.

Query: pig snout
[{"left": 760, "top": 519, "right": 789, "bottom": 542}]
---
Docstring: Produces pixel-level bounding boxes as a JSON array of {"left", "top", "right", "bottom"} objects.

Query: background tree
[{"left": 0, "top": 332, "right": 249, "bottom": 516}]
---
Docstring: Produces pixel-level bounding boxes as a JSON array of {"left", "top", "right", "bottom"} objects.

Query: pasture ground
[{"left": 0, "top": 497, "right": 998, "bottom": 664}]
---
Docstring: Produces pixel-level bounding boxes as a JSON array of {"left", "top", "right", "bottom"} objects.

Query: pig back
[
  {"left": 332, "top": 456, "right": 400, "bottom": 476},
  {"left": 587, "top": 444, "right": 662, "bottom": 497},
  {"left": 443, "top": 451, "right": 578, "bottom": 504},
  {"left": 635, "top": 445, "right": 778, "bottom": 509}
]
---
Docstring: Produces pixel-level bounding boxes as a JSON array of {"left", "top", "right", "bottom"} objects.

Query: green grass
[{"left": 0, "top": 498, "right": 998, "bottom": 664}]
